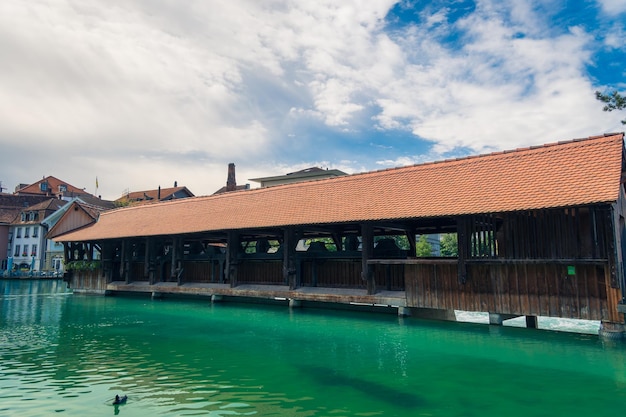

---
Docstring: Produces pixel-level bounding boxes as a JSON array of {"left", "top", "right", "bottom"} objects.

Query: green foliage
[
  {"left": 595, "top": 90, "right": 626, "bottom": 125},
  {"left": 415, "top": 235, "right": 432, "bottom": 257},
  {"left": 440, "top": 233, "right": 458, "bottom": 257},
  {"left": 305, "top": 238, "right": 337, "bottom": 252},
  {"left": 65, "top": 260, "right": 101, "bottom": 271},
  {"left": 114, "top": 199, "right": 131, "bottom": 208},
  {"left": 374, "top": 235, "right": 410, "bottom": 250}
]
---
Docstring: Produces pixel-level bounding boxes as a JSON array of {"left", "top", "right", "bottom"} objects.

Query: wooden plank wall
[
  {"left": 405, "top": 262, "right": 614, "bottom": 321},
  {"left": 70, "top": 271, "right": 108, "bottom": 291},
  {"left": 131, "top": 262, "right": 147, "bottom": 281},
  {"left": 238, "top": 260, "right": 284, "bottom": 284},
  {"left": 181, "top": 261, "right": 223, "bottom": 283},
  {"left": 300, "top": 259, "right": 363, "bottom": 288}
]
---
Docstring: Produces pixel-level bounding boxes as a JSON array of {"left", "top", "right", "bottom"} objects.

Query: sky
[{"left": 1, "top": 0, "right": 625, "bottom": 200}]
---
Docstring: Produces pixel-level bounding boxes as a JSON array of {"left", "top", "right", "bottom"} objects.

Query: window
[
  {"left": 33, "top": 227, "right": 38, "bottom": 238},
  {"left": 16, "top": 228, "right": 21, "bottom": 238},
  {"left": 40, "top": 182, "right": 48, "bottom": 191},
  {"left": 28, "top": 212, "right": 34, "bottom": 221},
  {"left": 20, "top": 213, "right": 26, "bottom": 222},
  {"left": 24, "top": 227, "right": 30, "bottom": 238},
  {"left": 22, "top": 245, "right": 28, "bottom": 257},
  {"left": 14, "top": 245, "right": 20, "bottom": 257},
  {"left": 31, "top": 244, "right": 37, "bottom": 257},
  {"left": 59, "top": 185, "right": 67, "bottom": 193}
]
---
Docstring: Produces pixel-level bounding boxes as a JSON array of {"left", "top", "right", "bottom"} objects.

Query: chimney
[
  {"left": 226, "top": 163, "right": 237, "bottom": 192},
  {"left": 157, "top": 186, "right": 161, "bottom": 200},
  {"left": 174, "top": 181, "right": 178, "bottom": 187}
]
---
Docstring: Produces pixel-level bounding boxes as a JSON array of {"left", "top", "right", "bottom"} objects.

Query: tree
[
  {"left": 595, "top": 90, "right": 626, "bottom": 125},
  {"left": 415, "top": 235, "right": 432, "bottom": 257},
  {"left": 440, "top": 233, "right": 458, "bottom": 257}
]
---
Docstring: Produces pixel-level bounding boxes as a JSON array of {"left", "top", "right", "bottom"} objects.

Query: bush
[{"left": 65, "top": 260, "right": 101, "bottom": 271}]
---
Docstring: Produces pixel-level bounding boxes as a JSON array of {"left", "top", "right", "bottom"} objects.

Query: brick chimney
[{"left": 226, "top": 163, "right": 237, "bottom": 192}]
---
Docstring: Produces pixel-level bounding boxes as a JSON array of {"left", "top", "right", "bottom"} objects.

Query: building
[
  {"left": 1, "top": 176, "right": 100, "bottom": 274},
  {"left": 13, "top": 176, "right": 93, "bottom": 199},
  {"left": 43, "top": 197, "right": 116, "bottom": 274},
  {"left": 0, "top": 194, "right": 55, "bottom": 271},
  {"left": 249, "top": 167, "right": 347, "bottom": 188},
  {"left": 116, "top": 182, "right": 194, "bottom": 205},
  {"left": 213, "top": 163, "right": 250, "bottom": 194},
  {"left": 8, "top": 199, "right": 66, "bottom": 274}
]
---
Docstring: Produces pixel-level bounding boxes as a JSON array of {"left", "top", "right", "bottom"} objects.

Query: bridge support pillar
[
  {"left": 598, "top": 322, "right": 625, "bottom": 340},
  {"left": 489, "top": 313, "right": 519, "bottom": 325}
]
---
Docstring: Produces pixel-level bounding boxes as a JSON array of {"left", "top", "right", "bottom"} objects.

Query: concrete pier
[{"left": 598, "top": 322, "right": 625, "bottom": 340}]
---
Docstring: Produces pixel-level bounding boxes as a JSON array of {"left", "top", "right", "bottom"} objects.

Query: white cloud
[
  {"left": 370, "top": 1, "right": 618, "bottom": 154},
  {"left": 596, "top": 0, "right": 626, "bottom": 15},
  {"left": 0, "top": 0, "right": 623, "bottom": 199}
]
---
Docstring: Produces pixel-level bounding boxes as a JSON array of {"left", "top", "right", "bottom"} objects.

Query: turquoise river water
[{"left": 1, "top": 279, "right": 625, "bottom": 417}]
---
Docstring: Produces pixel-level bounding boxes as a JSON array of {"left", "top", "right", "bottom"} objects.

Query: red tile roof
[
  {"left": 14, "top": 176, "right": 92, "bottom": 197},
  {"left": 55, "top": 133, "right": 625, "bottom": 242},
  {"left": 116, "top": 186, "right": 194, "bottom": 203}
]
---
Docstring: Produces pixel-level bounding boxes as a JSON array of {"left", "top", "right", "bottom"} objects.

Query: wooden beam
[
  {"left": 226, "top": 231, "right": 239, "bottom": 287},
  {"left": 144, "top": 237, "right": 150, "bottom": 279},
  {"left": 457, "top": 217, "right": 468, "bottom": 284},
  {"left": 283, "top": 228, "right": 297, "bottom": 289},
  {"left": 604, "top": 207, "right": 619, "bottom": 288},
  {"left": 119, "top": 240, "right": 126, "bottom": 283},
  {"left": 361, "top": 223, "right": 375, "bottom": 294}
]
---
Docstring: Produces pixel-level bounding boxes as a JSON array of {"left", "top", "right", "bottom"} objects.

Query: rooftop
[{"left": 55, "top": 133, "right": 625, "bottom": 242}]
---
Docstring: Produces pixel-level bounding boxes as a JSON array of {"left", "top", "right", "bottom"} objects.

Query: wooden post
[
  {"left": 86, "top": 243, "right": 93, "bottom": 261},
  {"left": 145, "top": 238, "right": 158, "bottom": 285},
  {"left": 177, "top": 238, "right": 184, "bottom": 286},
  {"left": 226, "top": 231, "right": 239, "bottom": 287},
  {"left": 144, "top": 237, "right": 150, "bottom": 279},
  {"left": 63, "top": 242, "right": 71, "bottom": 262},
  {"left": 604, "top": 206, "right": 619, "bottom": 288},
  {"left": 405, "top": 229, "right": 416, "bottom": 257},
  {"left": 119, "top": 240, "right": 127, "bottom": 283},
  {"left": 124, "top": 241, "right": 132, "bottom": 284},
  {"left": 283, "top": 228, "right": 297, "bottom": 290},
  {"left": 361, "top": 223, "right": 375, "bottom": 294},
  {"left": 170, "top": 238, "right": 177, "bottom": 281},
  {"left": 457, "top": 217, "right": 468, "bottom": 285},
  {"left": 102, "top": 242, "right": 113, "bottom": 283}
]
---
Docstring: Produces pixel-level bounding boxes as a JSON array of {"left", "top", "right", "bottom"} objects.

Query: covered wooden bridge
[{"left": 53, "top": 133, "right": 626, "bottom": 338}]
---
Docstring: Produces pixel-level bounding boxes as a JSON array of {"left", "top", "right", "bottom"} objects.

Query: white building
[{"left": 8, "top": 199, "right": 65, "bottom": 273}]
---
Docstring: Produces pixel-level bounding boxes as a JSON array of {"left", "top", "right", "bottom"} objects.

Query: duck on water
[{"left": 113, "top": 395, "right": 127, "bottom": 405}]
